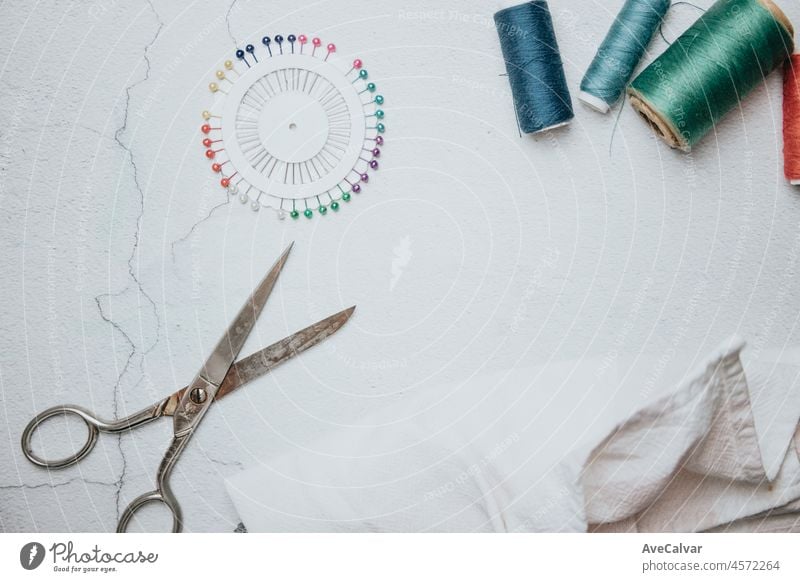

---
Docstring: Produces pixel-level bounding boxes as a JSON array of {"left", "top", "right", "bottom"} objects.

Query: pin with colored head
[
  {"left": 348, "top": 58, "right": 363, "bottom": 75},
  {"left": 235, "top": 48, "right": 249, "bottom": 68}
]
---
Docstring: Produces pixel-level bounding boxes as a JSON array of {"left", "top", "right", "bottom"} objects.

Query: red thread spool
[{"left": 783, "top": 54, "right": 800, "bottom": 185}]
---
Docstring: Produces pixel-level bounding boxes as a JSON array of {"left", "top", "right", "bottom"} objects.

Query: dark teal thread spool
[
  {"left": 495, "top": 1, "right": 574, "bottom": 134},
  {"left": 579, "top": 0, "right": 671, "bottom": 113}
]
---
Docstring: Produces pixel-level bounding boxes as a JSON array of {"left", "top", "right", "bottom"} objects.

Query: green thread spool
[{"left": 628, "top": 0, "right": 794, "bottom": 151}]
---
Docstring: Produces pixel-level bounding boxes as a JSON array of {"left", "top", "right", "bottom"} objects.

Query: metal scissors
[{"left": 21, "top": 242, "right": 355, "bottom": 533}]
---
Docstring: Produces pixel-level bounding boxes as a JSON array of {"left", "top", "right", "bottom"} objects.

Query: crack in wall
[
  {"left": 170, "top": 198, "right": 230, "bottom": 263},
  {"left": 0, "top": 477, "right": 117, "bottom": 491},
  {"left": 205, "top": 453, "right": 243, "bottom": 469},
  {"left": 94, "top": 294, "right": 136, "bottom": 520},
  {"left": 76, "top": 123, "right": 116, "bottom": 144},
  {"left": 93, "top": 0, "right": 164, "bottom": 524},
  {"left": 170, "top": 0, "right": 243, "bottom": 260},
  {"left": 225, "top": 0, "right": 241, "bottom": 47}
]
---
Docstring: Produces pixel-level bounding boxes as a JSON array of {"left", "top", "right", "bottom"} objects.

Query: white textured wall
[{"left": 1, "top": 0, "right": 800, "bottom": 532}]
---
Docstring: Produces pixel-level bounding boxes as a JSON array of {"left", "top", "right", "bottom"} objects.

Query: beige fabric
[
  {"left": 226, "top": 338, "right": 800, "bottom": 533},
  {"left": 586, "top": 341, "right": 800, "bottom": 533}
]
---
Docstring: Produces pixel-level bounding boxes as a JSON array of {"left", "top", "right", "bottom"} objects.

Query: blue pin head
[
  {"left": 287, "top": 34, "right": 296, "bottom": 43},
  {"left": 262, "top": 36, "right": 271, "bottom": 45},
  {"left": 275, "top": 35, "right": 284, "bottom": 44},
  {"left": 235, "top": 49, "right": 245, "bottom": 59},
  {"left": 245, "top": 44, "right": 255, "bottom": 54}
]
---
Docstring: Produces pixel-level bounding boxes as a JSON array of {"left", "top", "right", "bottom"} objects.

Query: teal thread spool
[
  {"left": 579, "top": 0, "right": 671, "bottom": 113},
  {"left": 627, "top": 0, "right": 794, "bottom": 151},
  {"left": 495, "top": 1, "right": 574, "bottom": 133}
]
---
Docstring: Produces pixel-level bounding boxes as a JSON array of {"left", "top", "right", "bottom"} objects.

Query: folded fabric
[
  {"left": 225, "top": 337, "right": 800, "bottom": 532},
  {"left": 585, "top": 340, "right": 800, "bottom": 532}
]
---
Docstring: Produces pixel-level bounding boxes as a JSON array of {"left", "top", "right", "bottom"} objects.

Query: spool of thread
[
  {"left": 494, "top": 1, "right": 574, "bottom": 134},
  {"left": 579, "top": 0, "right": 671, "bottom": 113},
  {"left": 783, "top": 54, "right": 800, "bottom": 185},
  {"left": 627, "top": 0, "right": 794, "bottom": 152}
]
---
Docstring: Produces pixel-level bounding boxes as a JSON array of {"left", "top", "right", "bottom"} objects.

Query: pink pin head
[
  {"left": 327, "top": 43, "right": 336, "bottom": 52},
  {"left": 353, "top": 58, "right": 362, "bottom": 69},
  {"left": 298, "top": 34, "right": 307, "bottom": 44},
  {"left": 312, "top": 37, "right": 321, "bottom": 47}
]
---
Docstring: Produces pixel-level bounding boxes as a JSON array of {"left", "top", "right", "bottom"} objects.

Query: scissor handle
[
  {"left": 117, "top": 432, "right": 191, "bottom": 533},
  {"left": 22, "top": 402, "right": 166, "bottom": 470},
  {"left": 21, "top": 405, "right": 106, "bottom": 469},
  {"left": 117, "top": 488, "right": 182, "bottom": 533}
]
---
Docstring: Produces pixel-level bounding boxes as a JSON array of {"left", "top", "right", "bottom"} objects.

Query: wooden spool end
[{"left": 627, "top": 89, "right": 689, "bottom": 151}]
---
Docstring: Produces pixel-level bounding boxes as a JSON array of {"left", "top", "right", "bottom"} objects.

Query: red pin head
[{"left": 211, "top": 163, "right": 221, "bottom": 173}]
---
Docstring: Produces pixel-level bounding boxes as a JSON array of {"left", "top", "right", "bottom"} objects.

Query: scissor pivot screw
[{"left": 190, "top": 387, "right": 208, "bottom": 404}]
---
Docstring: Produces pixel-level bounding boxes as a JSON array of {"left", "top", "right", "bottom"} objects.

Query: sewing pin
[
  {"left": 236, "top": 48, "right": 250, "bottom": 68},
  {"left": 245, "top": 44, "right": 257, "bottom": 63}
]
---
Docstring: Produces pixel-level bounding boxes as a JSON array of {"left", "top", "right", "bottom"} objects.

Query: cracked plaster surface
[{"left": 4, "top": 0, "right": 800, "bottom": 533}]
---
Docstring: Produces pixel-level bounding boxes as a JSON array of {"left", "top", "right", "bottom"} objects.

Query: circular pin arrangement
[{"left": 201, "top": 35, "right": 385, "bottom": 219}]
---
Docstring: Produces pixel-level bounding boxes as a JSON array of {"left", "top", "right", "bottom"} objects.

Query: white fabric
[{"left": 225, "top": 337, "right": 800, "bottom": 532}]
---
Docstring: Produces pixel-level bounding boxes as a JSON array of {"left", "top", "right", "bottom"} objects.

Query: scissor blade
[
  {"left": 215, "top": 305, "right": 356, "bottom": 400},
  {"left": 200, "top": 242, "right": 293, "bottom": 387},
  {"left": 162, "top": 306, "right": 355, "bottom": 415}
]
